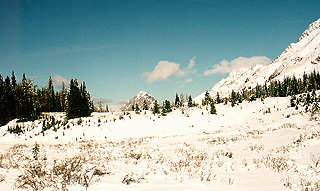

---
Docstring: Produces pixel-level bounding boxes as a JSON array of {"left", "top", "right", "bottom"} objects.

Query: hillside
[
  {"left": 195, "top": 18, "right": 320, "bottom": 103},
  {"left": 0, "top": 95, "right": 320, "bottom": 190}
]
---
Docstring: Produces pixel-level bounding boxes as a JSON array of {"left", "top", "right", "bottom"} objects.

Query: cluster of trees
[
  {"left": 201, "top": 91, "right": 217, "bottom": 114},
  {"left": 224, "top": 70, "right": 320, "bottom": 107},
  {"left": 199, "top": 71, "right": 320, "bottom": 113},
  {"left": 290, "top": 90, "right": 320, "bottom": 114},
  {"left": 66, "top": 79, "right": 93, "bottom": 119},
  {"left": 0, "top": 71, "right": 93, "bottom": 126},
  {"left": 0, "top": 72, "right": 38, "bottom": 126},
  {"left": 127, "top": 93, "right": 200, "bottom": 116}
]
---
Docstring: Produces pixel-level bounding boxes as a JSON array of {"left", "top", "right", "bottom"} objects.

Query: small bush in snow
[{"left": 255, "top": 154, "right": 296, "bottom": 173}]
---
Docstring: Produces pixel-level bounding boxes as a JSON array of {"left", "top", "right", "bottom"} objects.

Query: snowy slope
[
  {"left": 1, "top": 95, "right": 320, "bottom": 190},
  {"left": 195, "top": 18, "right": 320, "bottom": 103},
  {"left": 120, "top": 91, "right": 156, "bottom": 111}
]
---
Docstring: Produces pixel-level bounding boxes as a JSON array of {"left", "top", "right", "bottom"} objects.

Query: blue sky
[{"left": 1, "top": 0, "right": 319, "bottom": 108}]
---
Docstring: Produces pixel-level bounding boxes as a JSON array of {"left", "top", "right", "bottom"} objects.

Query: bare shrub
[
  {"left": 0, "top": 174, "right": 6, "bottom": 182},
  {"left": 0, "top": 144, "right": 29, "bottom": 169},
  {"left": 247, "top": 144, "right": 264, "bottom": 152},
  {"left": 15, "top": 160, "right": 53, "bottom": 190},
  {"left": 281, "top": 176, "right": 293, "bottom": 189},
  {"left": 300, "top": 179, "right": 320, "bottom": 191},
  {"left": 310, "top": 154, "right": 320, "bottom": 174},
  {"left": 271, "top": 145, "right": 291, "bottom": 154},
  {"left": 259, "top": 154, "right": 296, "bottom": 173},
  {"left": 52, "top": 155, "right": 86, "bottom": 189},
  {"left": 122, "top": 172, "right": 141, "bottom": 185}
]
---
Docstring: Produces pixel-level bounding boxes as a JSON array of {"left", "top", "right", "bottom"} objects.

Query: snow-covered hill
[
  {"left": 195, "top": 18, "right": 320, "bottom": 103},
  {"left": 120, "top": 91, "right": 156, "bottom": 111},
  {"left": 1, "top": 95, "right": 320, "bottom": 190}
]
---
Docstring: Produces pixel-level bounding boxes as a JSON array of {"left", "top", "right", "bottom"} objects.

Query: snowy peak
[
  {"left": 120, "top": 91, "right": 156, "bottom": 111},
  {"left": 298, "top": 18, "right": 320, "bottom": 42},
  {"left": 195, "top": 18, "right": 320, "bottom": 103}
]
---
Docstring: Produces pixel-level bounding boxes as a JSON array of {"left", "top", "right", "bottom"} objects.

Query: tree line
[
  {"left": 0, "top": 71, "right": 93, "bottom": 126},
  {"left": 129, "top": 93, "right": 211, "bottom": 116},
  {"left": 218, "top": 70, "right": 320, "bottom": 106}
]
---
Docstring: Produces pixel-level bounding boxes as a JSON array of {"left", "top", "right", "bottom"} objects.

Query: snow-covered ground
[{"left": 0, "top": 96, "right": 320, "bottom": 190}]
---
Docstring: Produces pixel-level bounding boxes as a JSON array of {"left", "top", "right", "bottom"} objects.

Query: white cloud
[
  {"left": 187, "top": 57, "right": 196, "bottom": 69},
  {"left": 204, "top": 56, "right": 271, "bottom": 76},
  {"left": 185, "top": 57, "right": 197, "bottom": 74},
  {"left": 176, "top": 84, "right": 187, "bottom": 89},
  {"left": 52, "top": 75, "right": 69, "bottom": 89},
  {"left": 142, "top": 61, "right": 186, "bottom": 83},
  {"left": 185, "top": 78, "right": 193, "bottom": 83}
]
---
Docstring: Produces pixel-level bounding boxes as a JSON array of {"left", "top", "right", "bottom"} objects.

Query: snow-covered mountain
[
  {"left": 195, "top": 18, "right": 320, "bottom": 103},
  {"left": 120, "top": 91, "right": 156, "bottom": 111}
]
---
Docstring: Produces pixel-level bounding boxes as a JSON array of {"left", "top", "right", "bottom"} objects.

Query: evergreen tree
[
  {"left": 142, "top": 100, "right": 149, "bottom": 110},
  {"left": 47, "top": 76, "right": 55, "bottom": 111},
  {"left": 305, "top": 93, "right": 311, "bottom": 106},
  {"left": 60, "top": 82, "right": 67, "bottom": 111},
  {"left": 0, "top": 75, "right": 5, "bottom": 125},
  {"left": 15, "top": 74, "right": 37, "bottom": 121},
  {"left": 10, "top": 71, "right": 17, "bottom": 117},
  {"left": 210, "top": 102, "right": 217, "bottom": 114},
  {"left": 163, "top": 99, "right": 172, "bottom": 113},
  {"left": 153, "top": 100, "right": 160, "bottom": 114},
  {"left": 135, "top": 103, "right": 140, "bottom": 112},
  {"left": 174, "top": 93, "right": 181, "bottom": 107},
  {"left": 66, "top": 79, "right": 92, "bottom": 119},
  {"left": 3, "top": 76, "right": 14, "bottom": 123},
  {"left": 202, "top": 91, "right": 212, "bottom": 106},
  {"left": 230, "top": 90, "right": 237, "bottom": 107},
  {"left": 80, "top": 82, "right": 93, "bottom": 117},
  {"left": 216, "top": 92, "right": 222, "bottom": 104},
  {"left": 187, "top": 95, "right": 194, "bottom": 107},
  {"left": 290, "top": 95, "right": 296, "bottom": 107}
]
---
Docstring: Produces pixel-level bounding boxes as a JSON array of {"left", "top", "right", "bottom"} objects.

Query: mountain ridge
[{"left": 195, "top": 18, "right": 320, "bottom": 103}]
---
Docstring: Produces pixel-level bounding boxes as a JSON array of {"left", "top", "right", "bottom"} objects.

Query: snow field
[{"left": 0, "top": 96, "right": 320, "bottom": 190}]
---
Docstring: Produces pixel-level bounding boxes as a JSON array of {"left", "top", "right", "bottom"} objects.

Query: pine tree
[
  {"left": 142, "top": 100, "right": 149, "bottom": 110},
  {"left": 67, "top": 79, "right": 78, "bottom": 118},
  {"left": 153, "top": 100, "right": 160, "bottom": 114},
  {"left": 80, "top": 82, "right": 93, "bottom": 117},
  {"left": 15, "top": 74, "right": 37, "bottom": 121},
  {"left": 47, "top": 76, "right": 55, "bottom": 111},
  {"left": 60, "top": 82, "right": 67, "bottom": 111},
  {"left": 290, "top": 95, "right": 296, "bottom": 107},
  {"left": 135, "top": 103, "right": 140, "bottom": 112},
  {"left": 174, "top": 93, "right": 181, "bottom": 108},
  {"left": 210, "top": 102, "right": 217, "bottom": 114},
  {"left": 163, "top": 100, "right": 172, "bottom": 113},
  {"left": 202, "top": 91, "right": 212, "bottom": 106},
  {"left": 10, "top": 71, "right": 17, "bottom": 117},
  {"left": 187, "top": 95, "right": 194, "bottom": 107},
  {"left": 230, "top": 90, "right": 237, "bottom": 107},
  {"left": 0, "top": 75, "right": 5, "bottom": 126},
  {"left": 216, "top": 92, "right": 222, "bottom": 104}
]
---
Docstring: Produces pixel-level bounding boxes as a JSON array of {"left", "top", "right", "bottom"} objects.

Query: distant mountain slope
[
  {"left": 195, "top": 18, "right": 320, "bottom": 103},
  {"left": 120, "top": 91, "right": 156, "bottom": 111}
]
